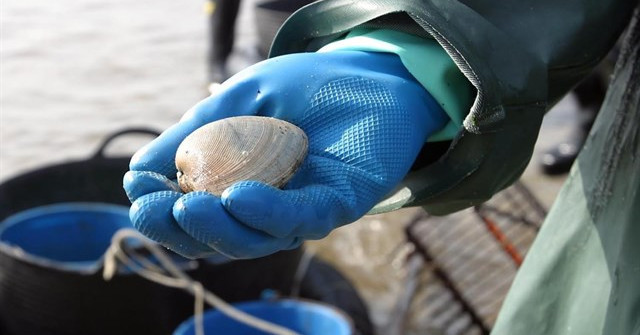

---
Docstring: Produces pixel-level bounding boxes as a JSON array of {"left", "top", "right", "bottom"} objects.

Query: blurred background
[
  {"left": 1, "top": 0, "right": 594, "bottom": 334},
  {"left": 0, "top": 0, "right": 580, "bottom": 195},
  {"left": 0, "top": 0, "right": 572, "bottom": 198}
]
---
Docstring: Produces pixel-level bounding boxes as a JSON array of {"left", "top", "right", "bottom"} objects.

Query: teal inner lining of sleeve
[{"left": 318, "top": 28, "right": 474, "bottom": 142}]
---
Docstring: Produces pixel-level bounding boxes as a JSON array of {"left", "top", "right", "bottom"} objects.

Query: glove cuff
[{"left": 318, "top": 28, "right": 474, "bottom": 142}]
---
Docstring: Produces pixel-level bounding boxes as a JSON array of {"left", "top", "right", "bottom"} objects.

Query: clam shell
[{"left": 175, "top": 116, "right": 308, "bottom": 196}]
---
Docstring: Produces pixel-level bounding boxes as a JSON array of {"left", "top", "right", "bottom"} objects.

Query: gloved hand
[{"left": 124, "top": 50, "right": 448, "bottom": 259}]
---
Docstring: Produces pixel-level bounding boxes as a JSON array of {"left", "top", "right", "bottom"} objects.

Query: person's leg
[{"left": 207, "top": 0, "right": 241, "bottom": 85}]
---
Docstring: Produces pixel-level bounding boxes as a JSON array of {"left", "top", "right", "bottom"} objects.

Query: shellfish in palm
[{"left": 175, "top": 116, "right": 308, "bottom": 196}]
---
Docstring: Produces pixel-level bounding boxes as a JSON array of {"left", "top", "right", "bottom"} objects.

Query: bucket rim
[
  {"left": 0, "top": 202, "right": 130, "bottom": 273},
  {"left": 173, "top": 297, "right": 355, "bottom": 335}
]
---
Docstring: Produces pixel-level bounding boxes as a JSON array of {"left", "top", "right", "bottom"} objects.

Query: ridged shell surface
[{"left": 175, "top": 116, "right": 308, "bottom": 196}]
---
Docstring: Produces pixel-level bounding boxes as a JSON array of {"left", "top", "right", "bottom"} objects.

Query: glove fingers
[
  {"left": 173, "top": 192, "right": 300, "bottom": 259},
  {"left": 123, "top": 171, "right": 181, "bottom": 203},
  {"left": 129, "top": 82, "right": 263, "bottom": 177},
  {"left": 130, "top": 191, "right": 217, "bottom": 259},
  {"left": 221, "top": 181, "right": 343, "bottom": 239}
]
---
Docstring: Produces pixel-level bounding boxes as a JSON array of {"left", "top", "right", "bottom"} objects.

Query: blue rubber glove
[{"left": 124, "top": 51, "right": 448, "bottom": 259}]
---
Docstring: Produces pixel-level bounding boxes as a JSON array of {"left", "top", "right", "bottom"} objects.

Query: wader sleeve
[{"left": 269, "top": 0, "right": 636, "bottom": 214}]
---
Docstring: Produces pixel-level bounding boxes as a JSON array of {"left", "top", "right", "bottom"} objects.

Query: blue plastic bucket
[
  {"left": 173, "top": 299, "right": 353, "bottom": 335},
  {"left": 0, "top": 202, "right": 131, "bottom": 271}
]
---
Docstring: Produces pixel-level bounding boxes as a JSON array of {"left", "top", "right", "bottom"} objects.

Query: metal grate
[{"left": 403, "top": 181, "right": 547, "bottom": 335}]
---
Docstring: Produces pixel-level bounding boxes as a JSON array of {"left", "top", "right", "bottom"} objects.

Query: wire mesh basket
[{"left": 402, "top": 181, "right": 547, "bottom": 335}]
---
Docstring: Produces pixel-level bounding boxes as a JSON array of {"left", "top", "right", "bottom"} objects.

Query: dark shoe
[
  {"left": 206, "top": 62, "right": 227, "bottom": 95},
  {"left": 208, "top": 62, "right": 228, "bottom": 85},
  {"left": 541, "top": 70, "right": 606, "bottom": 176},
  {"left": 541, "top": 141, "right": 582, "bottom": 175}
]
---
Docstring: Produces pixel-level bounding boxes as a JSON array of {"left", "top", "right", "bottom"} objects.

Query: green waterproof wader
[
  {"left": 270, "top": 0, "right": 640, "bottom": 333},
  {"left": 270, "top": 0, "right": 636, "bottom": 215},
  {"left": 492, "top": 11, "right": 640, "bottom": 335}
]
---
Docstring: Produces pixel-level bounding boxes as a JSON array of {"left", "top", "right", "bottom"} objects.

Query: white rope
[
  {"left": 102, "top": 228, "right": 301, "bottom": 335},
  {"left": 289, "top": 249, "right": 315, "bottom": 297}
]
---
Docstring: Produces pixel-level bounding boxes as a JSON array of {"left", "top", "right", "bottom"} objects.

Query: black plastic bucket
[
  {"left": 0, "top": 201, "right": 306, "bottom": 335},
  {"left": 0, "top": 202, "right": 195, "bottom": 335},
  {"left": 0, "top": 128, "right": 372, "bottom": 335},
  {"left": 0, "top": 128, "right": 157, "bottom": 221}
]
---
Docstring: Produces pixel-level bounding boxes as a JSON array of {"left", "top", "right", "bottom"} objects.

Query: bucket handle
[{"left": 92, "top": 128, "right": 161, "bottom": 160}]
